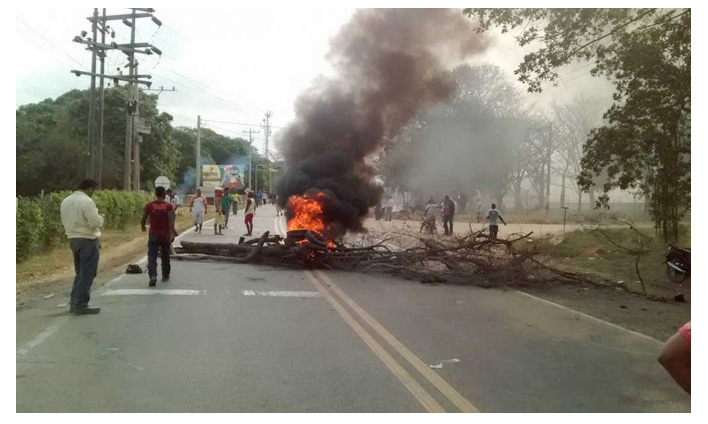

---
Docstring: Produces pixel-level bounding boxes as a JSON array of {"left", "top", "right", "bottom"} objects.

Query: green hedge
[{"left": 16, "top": 190, "right": 151, "bottom": 263}]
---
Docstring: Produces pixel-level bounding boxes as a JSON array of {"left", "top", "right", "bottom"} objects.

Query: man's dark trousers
[
  {"left": 69, "top": 238, "right": 100, "bottom": 309},
  {"left": 443, "top": 215, "right": 454, "bottom": 235},
  {"left": 147, "top": 234, "right": 171, "bottom": 279}
]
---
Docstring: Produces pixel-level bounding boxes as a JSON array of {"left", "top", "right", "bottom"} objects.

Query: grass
[
  {"left": 16, "top": 209, "right": 215, "bottom": 293},
  {"left": 537, "top": 224, "right": 691, "bottom": 297}
]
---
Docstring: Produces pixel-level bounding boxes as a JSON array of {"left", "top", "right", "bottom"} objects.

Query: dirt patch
[{"left": 519, "top": 281, "right": 690, "bottom": 341}]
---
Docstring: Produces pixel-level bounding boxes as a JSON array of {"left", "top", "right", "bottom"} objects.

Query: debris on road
[
  {"left": 429, "top": 363, "right": 444, "bottom": 369},
  {"left": 43, "top": 293, "right": 54, "bottom": 299}
]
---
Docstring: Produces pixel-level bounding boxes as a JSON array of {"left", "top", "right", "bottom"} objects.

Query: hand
[{"left": 141, "top": 225, "right": 147, "bottom": 232}]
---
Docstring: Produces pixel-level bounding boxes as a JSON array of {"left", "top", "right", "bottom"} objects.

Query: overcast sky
[{"left": 16, "top": 6, "right": 614, "bottom": 155}]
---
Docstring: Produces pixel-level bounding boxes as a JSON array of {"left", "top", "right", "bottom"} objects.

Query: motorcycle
[{"left": 666, "top": 245, "right": 691, "bottom": 283}]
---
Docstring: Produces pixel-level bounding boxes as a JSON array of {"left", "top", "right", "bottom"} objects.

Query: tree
[
  {"left": 464, "top": 8, "right": 691, "bottom": 241},
  {"left": 379, "top": 64, "right": 533, "bottom": 206},
  {"left": 551, "top": 94, "right": 608, "bottom": 211},
  {"left": 16, "top": 87, "right": 180, "bottom": 195}
]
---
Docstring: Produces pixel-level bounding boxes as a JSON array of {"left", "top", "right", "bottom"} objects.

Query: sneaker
[
  {"left": 72, "top": 307, "right": 101, "bottom": 315},
  {"left": 149, "top": 278, "right": 157, "bottom": 287}
]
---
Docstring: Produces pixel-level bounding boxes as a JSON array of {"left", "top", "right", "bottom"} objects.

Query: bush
[{"left": 16, "top": 189, "right": 152, "bottom": 263}]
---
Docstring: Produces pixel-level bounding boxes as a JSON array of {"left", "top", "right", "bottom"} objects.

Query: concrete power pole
[
  {"left": 132, "top": 62, "right": 141, "bottom": 192},
  {"left": 243, "top": 129, "right": 260, "bottom": 190},
  {"left": 86, "top": 8, "right": 99, "bottom": 178},
  {"left": 261, "top": 110, "right": 273, "bottom": 192},
  {"left": 71, "top": 8, "right": 161, "bottom": 190},
  {"left": 196, "top": 115, "right": 201, "bottom": 188},
  {"left": 123, "top": 9, "right": 137, "bottom": 191},
  {"left": 96, "top": 8, "right": 107, "bottom": 188}
]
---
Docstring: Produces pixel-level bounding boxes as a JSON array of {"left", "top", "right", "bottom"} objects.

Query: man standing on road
[
  {"left": 60, "top": 178, "right": 104, "bottom": 315},
  {"left": 476, "top": 200, "right": 482, "bottom": 223},
  {"left": 487, "top": 203, "right": 507, "bottom": 240},
  {"left": 385, "top": 196, "right": 394, "bottom": 221},
  {"left": 166, "top": 188, "right": 181, "bottom": 212},
  {"left": 221, "top": 187, "right": 233, "bottom": 229},
  {"left": 190, "top": 188, "right": 207, "bottom": 233},
  {"left": 442, "top": 195, "right": 455, "bottom": 236},
  {"left": 244, "top": 191, "right": 257, "bottom": 236},
  {"left": 141, "top": 186, "right": 176, "bottom": 287}
]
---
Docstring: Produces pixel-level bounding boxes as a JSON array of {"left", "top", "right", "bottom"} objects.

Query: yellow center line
[
  {"left": 304, "top": 270, "right": 445, "bottom": 413},
  {"left": 315, "top": 270, "right": 480, "bottom": 413}
]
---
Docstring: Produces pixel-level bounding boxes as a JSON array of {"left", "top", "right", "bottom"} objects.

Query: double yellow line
[{"left": 304, "top": 270, "right": 480, "bottom": 413}]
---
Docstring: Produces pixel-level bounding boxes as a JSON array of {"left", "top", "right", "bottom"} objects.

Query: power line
[
  {"left": 16, "top": 18, "right": 88, "bottom": 70},
  {"left": 203, "top": 119, "right": 285, "bottom": 129}
]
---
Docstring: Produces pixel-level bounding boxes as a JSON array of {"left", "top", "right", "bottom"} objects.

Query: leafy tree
[
  {"left": 464, "top": 8, "right": 691, "bottom": 241},
  {"left": 379, "top": 64, "right": 534, "bottom": 206}
]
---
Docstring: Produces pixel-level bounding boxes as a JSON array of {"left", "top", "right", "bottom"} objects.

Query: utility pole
[
  {"left": 96, "top": 8, "right": 107, "bottom": 188},
  {"left": 261, "top": 110, "right": 273, "bottom": 159},
  {"left": 243, "top": 129, "right": 260, "bottom": 190},
  {"left": 74, "top": 8, "right": 161, "bottom": 190},
  {"left": 132, "top": 61, "right": 141, "bottom": 191},
  {"left": 196, "top": 115, "right": 201, "bottom": 188},
  {"left": 85, "top": 8, "right": 99, "bottom": 178}
]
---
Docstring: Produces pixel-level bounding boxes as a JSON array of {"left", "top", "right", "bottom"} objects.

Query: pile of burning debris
[{"left": 173, "top": 191, "right": 617, "bottom": 289}]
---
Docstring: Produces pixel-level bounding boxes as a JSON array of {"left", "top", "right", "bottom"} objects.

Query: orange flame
[
  {"left": 287, "top": 191, "right": 337, "bottom": 249},
  {"left": 286, "top": 191, "right": 328, "bottom": 235}
]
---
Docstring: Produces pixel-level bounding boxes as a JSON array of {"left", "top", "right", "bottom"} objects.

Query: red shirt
[
  {"left": 145, "top": 200, "right": 175, "bottom": 241},
  {"left": 679, "top": 321, "right": 691, "bottom": 346}
]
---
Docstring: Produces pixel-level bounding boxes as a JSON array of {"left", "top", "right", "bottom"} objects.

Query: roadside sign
[{"left": 155, "top": 176, "right": 171, "bottom": 189}]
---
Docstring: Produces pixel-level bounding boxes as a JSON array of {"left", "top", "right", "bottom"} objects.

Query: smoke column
[{"left": 276, "top": 9, "right": 490, "bottom": 238}]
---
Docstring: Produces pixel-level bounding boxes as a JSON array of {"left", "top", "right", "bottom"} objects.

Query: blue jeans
[
  {"left": 147, "top": 234, "right": 171, "bottom": 279},
  {"left": 69, "top": 238, "right": 100, "bottom": 309}
]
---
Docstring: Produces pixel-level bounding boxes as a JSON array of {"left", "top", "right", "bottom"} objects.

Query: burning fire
[
  {"left": 286, "top": 191, "right": 328, "bottom": 235},
  {"left": 286, "top": 191, "right": 337, "bottom": 249}
]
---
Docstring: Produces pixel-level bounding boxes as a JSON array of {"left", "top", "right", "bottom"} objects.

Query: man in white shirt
[
  {"left": 385, "top": 196, "right": 395, "bottom": 221},
  {"left": 487, "top": 203, "right": 507, "bottom": 240},
  {"left": 60, "top": 179, "right": 104, "bottom": 315},
  {"left": 166, "top": 188, "right": 181, "bottom": 212}
]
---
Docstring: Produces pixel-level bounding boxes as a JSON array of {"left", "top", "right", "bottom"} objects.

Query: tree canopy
[{"left": 464, "top": 8, "right": 691, "bottom": 240}]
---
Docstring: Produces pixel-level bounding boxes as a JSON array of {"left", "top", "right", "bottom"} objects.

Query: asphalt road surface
[{"left": 16, "top": 205, "right": 690, "bottom": 412}]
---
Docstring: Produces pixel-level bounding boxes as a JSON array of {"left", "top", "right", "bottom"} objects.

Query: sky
[{"left": 15, "top": 6, "right": 615, "bottom": 156}]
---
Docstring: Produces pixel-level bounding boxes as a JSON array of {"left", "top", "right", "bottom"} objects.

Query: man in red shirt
[{"left": 141, "top": 186, "right": 176, "bottom": 287}]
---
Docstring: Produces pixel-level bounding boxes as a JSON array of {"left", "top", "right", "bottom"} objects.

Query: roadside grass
[
  {"left": 16, "top": 210, "right": 214, "bottom": 293},
  {"left": 537, "top": 225, "right": 691, "bottom": 298}
]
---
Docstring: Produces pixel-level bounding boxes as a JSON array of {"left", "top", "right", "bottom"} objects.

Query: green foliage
[
  {"left": 15, "top": 190, "right": 151, "bottom": 263},
  {"left": 464, "top": 8, "right": 691, "bottom": 241},
  {"left": 16, "top": 87, "right": 179, "bottom": 195}
]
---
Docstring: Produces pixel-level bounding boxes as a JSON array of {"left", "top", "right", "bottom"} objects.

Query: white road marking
[
  {"left": 514, "top": 290, "right": 662, "bottom": 345},
  {"left": 102, "top": 289, "right": 201, "bottom": 296},
  {"left": 242, "top": 290, "right": 320, "bottom": 298},
  {"left": 17, "top": 317, "right": 70, "bottom": 356}
]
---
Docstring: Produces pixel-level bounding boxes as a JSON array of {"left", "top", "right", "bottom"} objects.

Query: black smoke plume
[{"left": 276, "top": 9, "right": 490, "bottom": 238}]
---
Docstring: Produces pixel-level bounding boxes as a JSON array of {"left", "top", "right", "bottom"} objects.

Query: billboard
[{"left": 202, "top": 164, "right": 247, "bottom": 191}]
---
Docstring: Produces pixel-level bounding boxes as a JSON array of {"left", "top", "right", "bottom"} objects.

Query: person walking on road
[
  {"left": 442, "top": 195, "right": 456, "bottom": 236},
  {"left": 385, "top": 196, "right": 394, "bottom": 221},
  {"left": 190, "top": 188, "right": 207, "bottom": 233},
  {"left": 487, "top": 203, "right": 506, "bottom": 240},
  {"left": 476, "top": 200, "right": 482, "bottom": 223},
  {"left": 244, "top": 191, "right": 257, "bottom": 236},
  {"left": 141, "top": 186, "right": 176, "bottom": 287},
  {"left": 221, "top": 187, "right": 233, "bottom": 229},
  {"left": 166, "top": 188, "right": 181, "bottom": 212},
  {"left": 275, "top": 194, "right": 283, "bottom": 216},
  {"left": 659, "top": 321, "right": 691, "bottom": 394},
  {"left": 60, "top": 179, "right": 104, "bottom": 315},
  {"left": 420, "top": 197, "right": 437, "bottom": 233},
  {"left": 232, "top": 192, "right": 239, "bottom": 216}
]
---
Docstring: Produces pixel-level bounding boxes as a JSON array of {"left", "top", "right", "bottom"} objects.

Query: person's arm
[
  {"left": 140, "top": 204, "right": 149, "bottom": 232},
  {"left": 83, "top": 199, "right": 105, "bottom": 229},
  {"left": 659, "top": 331, "right": 691, "bottom": 394},
  {"left": 168, "top": 208, "right": 176, "bottom": 241},
  {"left": 499, "top": 214, "right": 507, "bottom": 225}
]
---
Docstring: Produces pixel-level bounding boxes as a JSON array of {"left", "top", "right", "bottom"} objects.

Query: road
[{"left": 16, "top": 205, "right": 690, "bottom": 412}]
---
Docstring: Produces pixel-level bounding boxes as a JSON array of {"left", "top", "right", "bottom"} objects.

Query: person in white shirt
[
  {"left": 385, "top": 196, "right": 395, "bottom": 221},
  {"left": 487, "top": 203, "right": 507, "bottom": 240},
  {"left": 60, "top": 179, "right": 104, "bottom": 315},
  {"left": 166, "top": 188, "right": 181, "bottom": 211}
]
